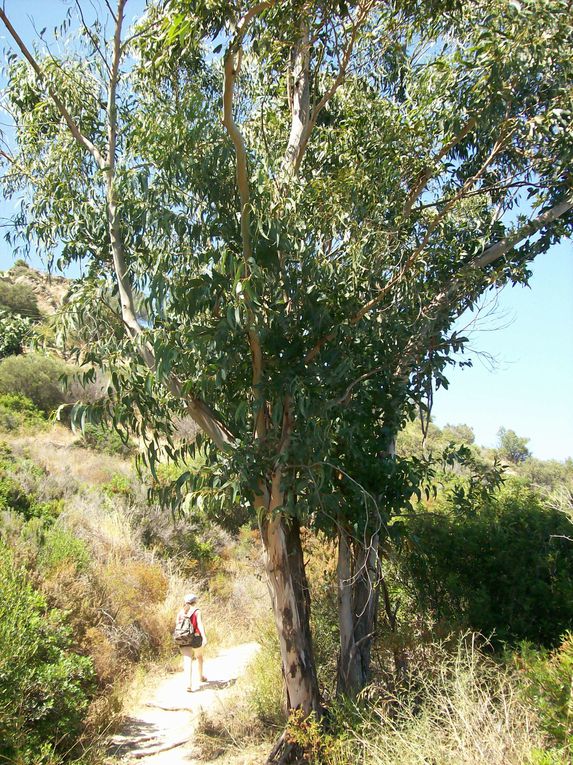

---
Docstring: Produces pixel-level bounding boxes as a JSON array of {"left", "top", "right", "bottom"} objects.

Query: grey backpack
[{"left": 173, "top": 609, "right": 202, "bottom": 648}]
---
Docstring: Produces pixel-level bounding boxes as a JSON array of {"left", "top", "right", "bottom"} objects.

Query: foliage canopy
[{"left": 1, "top": 0, "right": 572, "bottom": 714}]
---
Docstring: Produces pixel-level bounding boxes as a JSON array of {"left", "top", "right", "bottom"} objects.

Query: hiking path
[{"left": 105, "top": 642, "right": 260, "bottom": 765}]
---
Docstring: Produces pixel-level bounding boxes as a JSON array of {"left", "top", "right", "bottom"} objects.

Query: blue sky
[
  {"left": 431, "top": 242, "right": 573, "bottom": 461},
  {"left": 1, "top": 1, "right": 572, "bottom": 461}
]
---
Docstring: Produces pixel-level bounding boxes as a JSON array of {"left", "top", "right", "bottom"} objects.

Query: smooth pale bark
[{"left": 337, "top": 526, "right": 381, "bottom": 697}]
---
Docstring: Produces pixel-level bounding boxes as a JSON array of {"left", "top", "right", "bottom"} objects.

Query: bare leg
[
  {"left": 182, "top": 649, "right": 193, "bottom": 690},
  {"left": 197, "top": 653, "right": 206, "bottom": 682}
]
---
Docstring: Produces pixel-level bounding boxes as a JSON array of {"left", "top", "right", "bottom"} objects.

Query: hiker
[{"left": 175, "top": 592, "right": 208, "bottom": 692}]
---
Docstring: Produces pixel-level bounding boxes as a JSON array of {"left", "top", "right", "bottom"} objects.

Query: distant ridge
[{"left": 1, "top": 261, "right": 71, "bottom": 316}]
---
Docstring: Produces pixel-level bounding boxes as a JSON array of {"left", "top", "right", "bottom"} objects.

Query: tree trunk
[
  {"left": 260, "top": 507, "right": 321, "bottom": 716},
  {"left": 336, "top": 526, "right": 380, "bottom": 698}
]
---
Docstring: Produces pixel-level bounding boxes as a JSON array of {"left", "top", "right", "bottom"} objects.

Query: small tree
[
  {"left": 1, "top": 0, "right": 572, "bottom": 742},
  {"left": 497, "top": 426, "right": 531, "bottom": 464}
]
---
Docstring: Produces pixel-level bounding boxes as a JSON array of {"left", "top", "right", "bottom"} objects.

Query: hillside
[{"left": 1, "top": 260, "right": 71, "bottom": 317}]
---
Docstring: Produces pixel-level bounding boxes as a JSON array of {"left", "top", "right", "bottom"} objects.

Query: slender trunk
[
  {"left": 260, "top": 502, "right": 321, "bottom": 715},
  {"left": 336, "top": 526, "right": 380, "bottom": 697},
  {"left": 379, "top": 568, "right": 408, "bottom": 679}
]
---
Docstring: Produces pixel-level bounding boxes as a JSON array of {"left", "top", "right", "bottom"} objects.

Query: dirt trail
[{"left": 105, "top": 642, "right": 259, "bottom": 764}]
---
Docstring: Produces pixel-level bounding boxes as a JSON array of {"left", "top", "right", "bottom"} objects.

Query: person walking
[{"left": 175, "top": 592, "right": 208, "bottom": 692}]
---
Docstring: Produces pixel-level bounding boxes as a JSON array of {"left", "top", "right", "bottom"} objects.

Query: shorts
[{"left": 180, "top": 644, "right": 203, "bottom": 658}]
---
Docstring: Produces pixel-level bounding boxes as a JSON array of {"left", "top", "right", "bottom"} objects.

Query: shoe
[
  {"left": 200, "top": 676, "right": 207, "bottom": 682},
  {"left": 186, "top": 687, "right": 193, "bottom": 692}
]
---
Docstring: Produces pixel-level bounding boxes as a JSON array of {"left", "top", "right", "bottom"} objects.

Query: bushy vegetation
[
  {"left": 0, "top": 309, "right": 32, "bottom": 358},
  {"left": 0, "top": 277, "right": 41, "bottom": 319},
  {"left": 0, "top": 353, "right": 70, "bottom": 413},
  {"left": 0, "top": 544, "right": 94, "bottom": 764},
  {"left": 78, "top": 422, "right": 135, "bottom": 457},
  {"left": 0, "top": 393, "right": 47, "bottom": 432},
  {"left": 400, "top": 479, "right": 573, "bottom": 646}
]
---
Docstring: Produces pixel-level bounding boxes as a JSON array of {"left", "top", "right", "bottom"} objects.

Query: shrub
[
  {"left": 11, "top": 259, "right": 31, "bottom": 271},
  {"left": 0, "top": 448, "right": 60, "bottom": 522},
  {"left": 0, "top": 310, "right": 32, "bottom": 357},
  {"left": 401, "top": 480, "right": 573, "bottom": 647},
  {"left": 516, "top": 635, "right": 573, "bottom": 760},
  {"left": 102, "top": 471, "right": 135, "bottom": 499},
  {"left": 79, "top": 423, "right": 135, "bottom": 456},
  {"left": 0, "top": 543, "right": 94, "bottom": 763},
  {"left": 0, "top": 353, "right": 70, "bottom": 413},
  {"left": 39, "top": 525, "right": 91, "bottom": 575},
  {"left": 0, "top": 393, "right": 46, "bottom": 432},
  {"left": 0, "top": 278, "right": 41, "bottom": 319}
]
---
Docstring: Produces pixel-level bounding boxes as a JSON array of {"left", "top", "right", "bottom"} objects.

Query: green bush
[
  {"left": 0, "top": 310, "right": 32, "bottom": 357},
  {"left": 516, "top": 635, "right": 573, "bottom": 759},
  {"left": 0, "top": 543, "right": 94, "bottom": 763},
  {"left": 11, "top": 259, "right": 31, "bottom": 271},
  {"left": 0, "top": 440, "right": 59, "bottom": 522},
  {"left": 246, "top": 619, "right": 286, "bottom": 728},
  {"left": 0, "top": 353, "right": 70, "bottom": 413},
  {"left": 0, "top": 278, "right": 41, "bottom": 319},
  {"left": 38, "top": 525, "right": 91, "bottom": 575},
  {"left": 401, "top": 480, "right": 573, "bottom": 646},
  {"left": 102, "top": 471, "right": 135, "bottom": 499},
  {"left": 0, "top": 393, "right": 46, "bottom": 432}
]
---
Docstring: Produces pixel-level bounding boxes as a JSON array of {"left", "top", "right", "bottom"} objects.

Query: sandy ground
[{"left": 105, "top": 643, "right": 260, "bottom": 765}]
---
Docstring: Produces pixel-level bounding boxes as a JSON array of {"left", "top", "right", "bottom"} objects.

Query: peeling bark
[{"left": 260, "top": 500, "right": 321, "bottom": 715}]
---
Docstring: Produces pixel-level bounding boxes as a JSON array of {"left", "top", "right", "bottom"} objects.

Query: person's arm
[{"left": 196, "top": 610, "right": 207, "bottom": 646}]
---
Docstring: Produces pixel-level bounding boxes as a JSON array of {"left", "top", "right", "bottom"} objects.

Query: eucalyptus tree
[{"left": 1, "top": 0, "right": 572, "bottom": 732}]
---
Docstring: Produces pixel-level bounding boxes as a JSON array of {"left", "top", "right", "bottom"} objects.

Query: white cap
[{"left": 184, "top": 593, "right": 197, "bottom": 604}]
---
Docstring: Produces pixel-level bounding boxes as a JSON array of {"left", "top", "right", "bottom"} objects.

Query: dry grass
[
  {"left": 7, "top": 422, "right": 132, "bottom": 485},
  {"left": 192, "top": 613, "right": 284, "bottom": 762},
  {"left": 194, "top": 634, "right": 543, "bottom": 765},
  {"left": 329, "top": 638, "right": 542, "bottom": 765}
]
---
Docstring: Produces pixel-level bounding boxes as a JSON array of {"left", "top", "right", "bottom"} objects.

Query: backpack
[{"left": 173, "top": 608, "right": 203, "bottom": 648}]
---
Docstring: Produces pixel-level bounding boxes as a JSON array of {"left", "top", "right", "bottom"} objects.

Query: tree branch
[
  {"left": 0, "top": 8, "right": 106, "bottom": 168},
  {"left": 305, "top": 126, "right": 514, "bottom": 363},
  {"left": 351, "top": 128, "right": 511, "bottom": 325},
  {"left": 282, "top": 1, "right": 373, "bottom": 178},
  {"left": 471, "top": 195, "right": 573, "bottom": 269},
  {"left": 74, "top": 0, "right": 113, "bottom": 77},
  {"left": 402, "top": 117, "right": 476, "bottom": 219},
  {"left": 223, "top": 46, "right": 252, "bottom": 262},
  {"left": 335, "top": 364, "right": 385, "bottom": 406},
  {"left": 104, "top": 0, "right": 144, "bottom": 342},
  {"left": 282, "top": 18, "right": 311, "bottom": 176},
  {"left": 396, "top": 193, "right": 573, "bottom": 380},
  {"left": 222, "top": 2, "right": 275, "bottom": 440}
]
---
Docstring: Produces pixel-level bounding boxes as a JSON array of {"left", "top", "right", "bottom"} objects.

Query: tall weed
[{"left": 327, "top": 638, "right": 542, "bottom": 765}]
